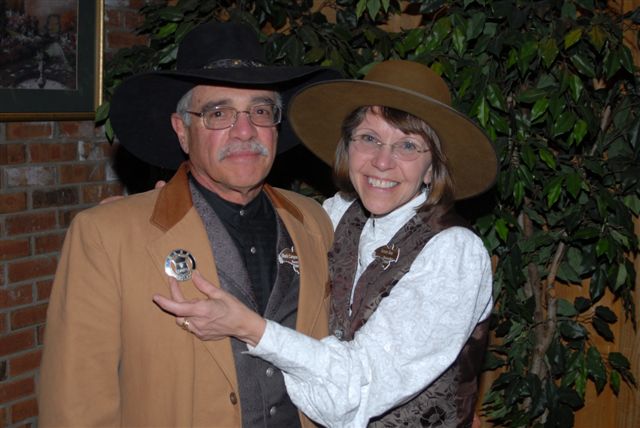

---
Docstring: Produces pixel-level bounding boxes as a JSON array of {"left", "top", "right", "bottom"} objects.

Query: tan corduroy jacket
[{"left": 38, "top": 164, "right": 332, "bottom": 427}]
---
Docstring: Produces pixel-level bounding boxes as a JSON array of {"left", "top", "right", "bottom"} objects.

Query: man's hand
[{"left": 153, "top": 271, "right": 266, "bottom": 346}]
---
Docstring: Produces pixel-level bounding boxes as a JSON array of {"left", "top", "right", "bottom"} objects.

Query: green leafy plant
[{"left": 102, "top": 1, "right": 640, "bottom": 426}]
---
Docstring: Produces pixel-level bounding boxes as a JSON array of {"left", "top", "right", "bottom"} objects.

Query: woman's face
[{"left": 348, "top": 110, "right": 433, "bottom": 216}]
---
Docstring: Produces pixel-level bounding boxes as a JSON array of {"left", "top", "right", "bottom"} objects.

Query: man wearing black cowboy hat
[{"left": 38, "top": 22, "right": 339, "bottom": 427}]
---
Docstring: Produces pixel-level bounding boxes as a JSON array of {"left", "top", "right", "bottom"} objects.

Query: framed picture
[{"left": 0, "top": 0, "right": 103, "bottom": 121}]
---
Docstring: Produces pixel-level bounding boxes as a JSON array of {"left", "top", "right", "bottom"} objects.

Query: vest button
[
  {"left": 229, "top": 392, "right": 238, "bottom": 405},
  {"left": 269, "top": 406, "right": 277, "bottom": 416},
  {"left": 265, "top": 367, "right": 275, "bottom": 377}
]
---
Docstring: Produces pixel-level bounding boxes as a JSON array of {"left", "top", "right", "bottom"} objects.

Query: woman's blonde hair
[{"left": 333, "top": 106, "right": 455, "bottom": 211}]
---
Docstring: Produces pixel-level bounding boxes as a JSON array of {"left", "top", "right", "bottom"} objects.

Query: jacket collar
[{"left": 150, "top": 162, "right": 304, "bottom": 231}]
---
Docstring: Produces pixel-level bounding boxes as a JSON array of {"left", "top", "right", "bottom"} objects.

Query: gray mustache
[{"left": 218, "top": 140, "right": 270, "bottom": 160}]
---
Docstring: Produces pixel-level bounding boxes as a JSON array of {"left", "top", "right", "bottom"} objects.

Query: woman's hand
[{"left": 153, "top": 271, "right": 266, "bottom": 346}]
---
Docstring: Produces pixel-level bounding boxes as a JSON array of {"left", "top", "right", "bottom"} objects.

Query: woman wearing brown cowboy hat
[{"left": 155, "top": 60, "right": 498, "bottom": 428}]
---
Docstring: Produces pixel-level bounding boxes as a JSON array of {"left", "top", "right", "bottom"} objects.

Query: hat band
[{"left": 204, "top": 58, "right": 266, "bottom": 69}]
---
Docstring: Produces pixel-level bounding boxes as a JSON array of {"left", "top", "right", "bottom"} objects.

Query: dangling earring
[{"left": 423, "top": 182, "right": 431, "bottom": 192}]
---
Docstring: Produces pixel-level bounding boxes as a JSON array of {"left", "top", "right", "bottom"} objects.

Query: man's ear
[{"left": 171, "top": 113, "right": 190, "bottom": 154}]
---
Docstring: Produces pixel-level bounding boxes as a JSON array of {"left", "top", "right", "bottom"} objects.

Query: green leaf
[
  {"left": 304, "top": 47, "right": 325, "bottom": 64},
  {"left": 367, "top": 0, "right": 381, "bottom": 19},
  {"left": 586, "top": 347, "right": 607, "bottom": 393},
  {"left": 566, "top": 246, "right": 586, "bottom": 275},
  {"left": 610, "top": 230, "right": 630, "bottom": 248},
  {"left": 623, "top": 195, "right": 640, "bottom": 215},
  {"left": 518, "top": 40, "right": 537, "bottom": 73},
  {"left": 558, "top": 260, "right": 582, "bottom": 283},
  {"left": 588, "top": 25, "right": 606, "bottom": 52},
  {"left": 467, "top": 12, "right": 486, "bottom": 40},
  {"left": 539, "top": 147, "right": 556, "bottom": 169},
  {"left": 564, "top": 28, "right": 583, "bottom": 49},
  {"left": 609, "top": 352, "right": 631, "bottom": 370},
  {"left": 570, "top": 119, "right": 588, "bottom": 146},
  {"left": 486, "top": 84, "right": 507, "bottom": 111},
  {"left": 561, "top": 2, "right": 577, "bottom": 19},
  {"left": 557, "top": 298, "right": 578, "bottom": 317},
  {"left": 620, "top": 45, "right": 635, "bottom": 73},
  {"left": 156, "top": 22, "right": 178, "bottom": 38},
  {"left": 158, "top": 8, "right": 184, "bottom": 22},
  {"left": 495, "top": 218, "right": 509, "bottom": 242},
  {"left": 552, "top": 111, "right": 576, "bottom": 137},
  {"left": 158, "top": 45, "right": 178, "bottom": 64},
  {"left": 530, "top": 97, "right": 549, "bottom": 121},
  {"left": 595, "top": 306, "right": 618, "bottom": 323},
  {"left": 520, "top": 144, "right": 536, "bottom": 169},
  {"left": 517, "top": 88, "right": 548, "bottom": 103},
  {"left": 104, "top": 119, "right": 114, "bottom": 142},
  {"left": 595, "top": 238, "right": 609, "bottom": 258},
  {"left": 610, "top": 370, "right": 621, "bottom": 394},
  {"left": 571, "top": 54, "right": 596, "bottom": 78},
  {"left": 592, "top": 318, "right": 614, "bottom": 341},
  {"left": 399, "top": 28, "right": 424, "bottom": 53},
  {"left": 95, "top": 101, "right": 110, "bottom": 123},
  {"left": 513, "top": 181, "right": 525, "bottom": 206},
  {"left": 565, "top": 172, "right": 582, "bottom": 198},
  {"left": 614, "top": 263, "right": 628, "bottom": 290},
  {"left": 476, "top": 97, "right": 490, "bottom": 127},
  {"left": 590, "top": 267, "right": 606, "bottom": 301},
  {"left": 604, "top": 50, "right": 622, "bottom": 79},
  {"left": 490, "top": 113, "right": 510, "bottom": 134},
  {"left": 453, "top": 26, "right": 466, "bottom": 56},
  {"left": 506, "top": 48, "right": 518, "bottom": 69},
  {"left": 574, "top": 297, "right": 591, "bottom": 313},
  {"left": 573, "top": 226, "right": 599, "bottom": 240},
  {"left": 559, "top": 320, "right": 588, "bottom": 340},
  {"left": 356, "top": 0, "right": 367, "bottom": 18},
  {"left": 540, "top": 37, "right": 559, "bottom": 68},
  {"left": 568, "top": 74, "right": 584, "bottom": 102},
  {"left": 546, "top": 176, "right": 563, "bottom": 207}
]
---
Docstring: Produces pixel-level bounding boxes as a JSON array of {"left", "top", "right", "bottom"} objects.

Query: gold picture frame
[{"left": 0, "top": 0, "right": 103, "bottom": 121}]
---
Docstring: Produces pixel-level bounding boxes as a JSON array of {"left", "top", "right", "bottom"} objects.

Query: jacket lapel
[
  {"left": 146, "top": 164, "right": 238, "bottom": 392},
  {"left": 265, "top": 185, "right": 326, "bottom": 337}
]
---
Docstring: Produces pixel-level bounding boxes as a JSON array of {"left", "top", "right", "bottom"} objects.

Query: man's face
[{"left": 171, "top": 85, "right": 279, "bottom": 205}]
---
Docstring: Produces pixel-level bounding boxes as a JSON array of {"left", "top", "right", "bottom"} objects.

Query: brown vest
[{"left": 329, "top": 200, "right": 489, "bottom": 428}]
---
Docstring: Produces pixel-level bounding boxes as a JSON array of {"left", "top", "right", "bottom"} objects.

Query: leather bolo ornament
[
  {"left": 373, "top": 244, "right": 400, "bottom": 270},
  {"left": 278, "top": 246, "right": 299, "bottom": 274}
]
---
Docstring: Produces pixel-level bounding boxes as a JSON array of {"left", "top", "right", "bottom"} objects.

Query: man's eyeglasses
[
  {"left": 186, "top": 104, "right": 282, "bottom": 130},
  {"left": 350, "top": 133, "right": 430, "bottom": 161}
]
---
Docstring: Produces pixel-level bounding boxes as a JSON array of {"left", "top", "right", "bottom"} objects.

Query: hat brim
[
  {"left": 110, "top": 66, "right": 341, "bottom": 170},
  {"left": 288, "top": 80, "right": 498, "bottom": 200}
]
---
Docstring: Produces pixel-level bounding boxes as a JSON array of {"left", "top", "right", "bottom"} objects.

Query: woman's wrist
[{"left": 238, "top": 312, "right": 267, "bottom": 347}]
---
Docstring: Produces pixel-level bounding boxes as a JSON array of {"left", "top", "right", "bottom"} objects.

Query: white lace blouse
[{"left": 247, "top": 191, "right": 493, "bottom": 428}]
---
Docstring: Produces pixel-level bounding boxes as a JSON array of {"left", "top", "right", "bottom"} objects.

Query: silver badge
[
  {"left": 373, "top": 244, "right": 400, "bottom": 271},
  {"left": 278, "top": 246, "right": 299, "bottom": 274},
  {"left": 165, "top": 249, "right": 196, "bottom": 281}
]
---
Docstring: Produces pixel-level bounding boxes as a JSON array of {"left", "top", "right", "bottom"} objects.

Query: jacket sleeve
[{"left": 38, "top": 211, "right": 122, "bottom": 426}]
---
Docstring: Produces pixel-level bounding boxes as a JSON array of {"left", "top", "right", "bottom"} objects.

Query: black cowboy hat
[{"left": 110, "top": 21, "right": 341, "bottom": 170}]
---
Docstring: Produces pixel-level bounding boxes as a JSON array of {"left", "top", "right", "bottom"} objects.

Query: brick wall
[{"left": 0, "top": 1, "right": 155, "bottom": 426}]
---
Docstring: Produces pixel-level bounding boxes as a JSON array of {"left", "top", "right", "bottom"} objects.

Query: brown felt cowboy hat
[
  {"left": 288, "top": 60, "right": 498, "bottom": 200},
  {"left": 110, "top": 21, "right": 340, "bottom": 170}
]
